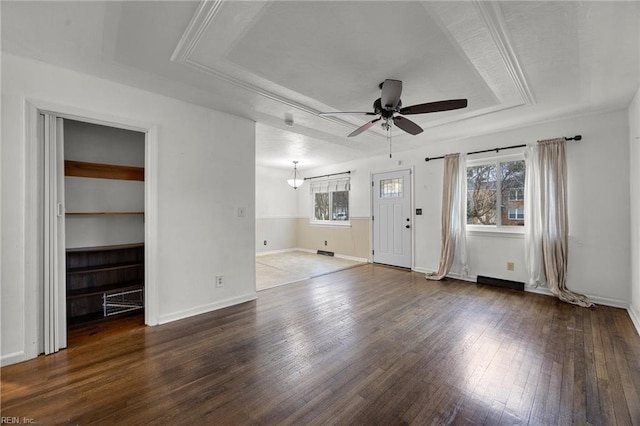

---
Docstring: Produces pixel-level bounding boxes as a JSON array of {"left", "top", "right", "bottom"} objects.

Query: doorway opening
[
  {"left": 63, "top": 119, "right": 146, "bottom": 336},
  {"left": 32, "top": 108, "right": 154, "bottom": 355}
]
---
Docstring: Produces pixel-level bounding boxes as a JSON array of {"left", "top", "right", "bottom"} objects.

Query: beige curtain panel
[
  {"left": 537, "top": 138, "right": 593, "bottom": 307},
  {"left": 426, "top": 153, "right": 467, "bottom": 281}
]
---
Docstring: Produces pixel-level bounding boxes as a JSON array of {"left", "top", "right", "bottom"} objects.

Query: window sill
[
  {"left": 467, "top": 226, "right": 524, "bottom": 239},
  {"left": 309, "top": 221, "right": 352, "bottom": 228}
]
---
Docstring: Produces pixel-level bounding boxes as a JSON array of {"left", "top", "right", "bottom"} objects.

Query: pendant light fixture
[{"left": 287, "top": 160, "right": 305, "bottom": 189}]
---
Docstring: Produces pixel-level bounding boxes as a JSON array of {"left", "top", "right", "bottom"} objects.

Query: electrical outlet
[
  {"left": 324, "top": 240, "right": 327, "bottom": 246},
  {"left": 215, "top": 275, "right": 224, "bottom": 287},
  {"left": 263, "top": 240, "right": 267, "bottom": 246},
  {"left": 506, "top": 262, "right": 515, "bottom": 271}
]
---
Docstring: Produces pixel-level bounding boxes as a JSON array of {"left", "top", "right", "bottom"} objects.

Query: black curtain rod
[
  {"left": 424, "top": 135, "right": 582, "bottom": 162},
  {"left": 304, "top": 170, "right": 351, "bottom": 181}
]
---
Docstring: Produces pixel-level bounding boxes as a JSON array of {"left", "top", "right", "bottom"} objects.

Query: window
[
  {"left": 380, "top": 178, "right": 403, "bottom": 198},
  {"left": 508, "top": 208, "right": 524, "bottom": 220},
  {"left": 509, "top": 188, "right": 524, "bottom": 201},
  {"left": 311, "top": 178, "right": 350, "bottom": 224},
  {"left": 467, "top": 158, "right": 525, "bottom": 227}
]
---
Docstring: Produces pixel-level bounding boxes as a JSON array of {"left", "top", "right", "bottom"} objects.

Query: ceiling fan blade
[
  {"left": 393, "top": 116, "right": 423, "bottom": 135},
  {"left": 348, "top": 117, "right": 381, "bottom": 137},
  {"left": 399, "top": 99, "right": 468, "bottom": 115},
  {"left": 381, "top": 79, "right": 403, "bottom": 109},
  {"left": 319, "top": 111, "right": 377, "bottom": 117}
]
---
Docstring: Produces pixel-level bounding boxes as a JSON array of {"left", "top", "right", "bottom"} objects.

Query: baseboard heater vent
[
  {"left": 476, "top": 275, "right": 524, "bottom": 291},
  {"left": 317, "top": 250, "right": 335, "bottom": 257}
]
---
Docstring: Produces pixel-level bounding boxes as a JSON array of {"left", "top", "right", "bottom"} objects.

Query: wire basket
[{"left": 103, "top": 288, "right": 144, "bottom": 317}]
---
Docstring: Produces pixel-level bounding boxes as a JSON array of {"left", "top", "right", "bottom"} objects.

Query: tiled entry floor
[{"left": 256, "top": 250, "right": 366, "bottom": 291}]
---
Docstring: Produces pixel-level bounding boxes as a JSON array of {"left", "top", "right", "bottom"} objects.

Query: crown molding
[
  {"left": 170, "top": 0, "right": 362, "bottom": 133},
  {"left": 170, "top": 0, "right": 224, "bottom": 63},
  {"left": 473, "top": 1, "right": 536, "bottom": 106}
]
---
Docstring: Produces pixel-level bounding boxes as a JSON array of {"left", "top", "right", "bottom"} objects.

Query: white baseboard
[
  {"left": 1, "top": 351, "right": 26, "bottom": 367},
  {"left": 158, "top": 293, "right": 257, "bottom": 325},
  {"left": 334, "top": 253, "right": 369, "bottom": 263},
  {"left": 525, "top": 285, "right": 554, "bottom": 297},
  {"left": 586, "top": 295, "right": 628, "bottom": 309},
  {"left": 298, "top": 248, "right": 368, "bottom": 263},
  {"left": 296, "top": 248, "right": 316, "bottom": 254},
  {"left": 628, "top": 305, "right": 640, "bottom": 337},
  {"left": 528, "top": 285, "right": 629, "bottom": 309},
  {"left": 262, "top": 248, "right": 369, "bottom": 264},
  {"left": 256, "top": 248, "right": 298, "bottom": 256},
  {"left": 414, "top": 268, "right": 631, "bottom": 310},
  {"left": 412, "top": 267, "right": 476, "bottom": 283}
]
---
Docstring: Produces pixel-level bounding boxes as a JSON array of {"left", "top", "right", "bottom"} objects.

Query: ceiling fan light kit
[{"left": 320, "top": 79, "right": 468, "bottom": 138}]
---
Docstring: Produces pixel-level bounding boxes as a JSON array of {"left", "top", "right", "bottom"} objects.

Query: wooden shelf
[
  {"left": 67, "top": 282, "right": 143, "bottom": 299},
  {"left": 66, "top": 243, "right": 144, "bottom": 327},
  {"left": 67, "top": 243, "right": 144, "bottom": 253},
  {"left": 67, "top": 261, "right": 143, "bottom": 275},
  {"left": 65, "top": 160, "right": 144, "bottom": 181},
  {"left": 66, "top": 212, "right": 144, "bottom": 216}
]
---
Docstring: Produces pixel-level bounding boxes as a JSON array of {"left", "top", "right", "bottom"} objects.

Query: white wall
[
  {"left": 255, "top": 165, "right": 298, "bottom": 253},
  {"left": 629, "top": 12, "right": 640, "bottom": 334},
  {"left": 630, "top": 87, "right": 640, "bottom": 330},
  {"left": 297, "top": 109, "right": 631, "bottom": 306},
  {"left": 1, "top": 53, "right": 256, "bottom": 365}
]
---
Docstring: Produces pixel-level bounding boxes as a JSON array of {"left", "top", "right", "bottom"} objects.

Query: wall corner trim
[{"left": 628, "top": 305, "right": 640, "bottom": 337}]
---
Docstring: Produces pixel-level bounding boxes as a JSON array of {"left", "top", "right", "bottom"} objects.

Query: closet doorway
[
  {"left": 63, "top": 119, "right": 145, "bottom": 331},
  {"left": 36, "top": 111, "right": 151, "bottom": 354}
]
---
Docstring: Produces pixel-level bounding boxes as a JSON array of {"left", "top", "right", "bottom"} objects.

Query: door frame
[
  {"left": 24, "top": 99, "right": 159, "bottom": 359},
  {"left": 370, "top": 166, "right": 415, "bottom": 269}
]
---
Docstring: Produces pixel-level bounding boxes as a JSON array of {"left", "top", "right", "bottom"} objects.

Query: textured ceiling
[{"left": 2, "top": 1, "right": 639, "bottom": 169}]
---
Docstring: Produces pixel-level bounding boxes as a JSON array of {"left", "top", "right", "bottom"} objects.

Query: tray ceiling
[{"left": 1, "top": 1, "right": 639, "bottom": 169}]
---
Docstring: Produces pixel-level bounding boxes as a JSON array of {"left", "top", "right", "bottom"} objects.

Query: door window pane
[{"left": 380, "top": 178, "right": 403, "bottom": 198}]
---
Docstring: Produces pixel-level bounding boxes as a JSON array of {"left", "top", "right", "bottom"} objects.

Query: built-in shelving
[
  {"left": 63, "top": 122, "right": 146, "bottom": 329},
  {"left": 66, "top": 243, "right": 144, "bottom": 327},
  {"left": 65, "top": 160, "right": 144, "bottom": 181}
]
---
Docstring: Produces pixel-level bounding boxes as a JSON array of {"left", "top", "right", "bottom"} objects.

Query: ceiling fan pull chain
[{"left": 388, "top": 125, "right": 393, "bottom": 158}]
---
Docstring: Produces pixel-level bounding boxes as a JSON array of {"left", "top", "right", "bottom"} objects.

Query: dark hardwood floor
[{"left": 2, "top": 264, "right": 640, "bottom": 425}]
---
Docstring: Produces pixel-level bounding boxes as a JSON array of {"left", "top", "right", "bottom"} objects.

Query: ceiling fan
[{"left": 320, "top": 79, "right": 468, "bottom": 137}]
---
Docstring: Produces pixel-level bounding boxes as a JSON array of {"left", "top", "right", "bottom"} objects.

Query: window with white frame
[
  {"left": 466, "top": 157, "right": 525, "bottom": 227},
  {"left": 508, "top": 208, "right": 525, "bottom": 220},
  {"left": 509, "top": 188, "right": 524, "bottom": 201},
  {"left": 311, "top": 178, "right": 350, "bottom": 223}
]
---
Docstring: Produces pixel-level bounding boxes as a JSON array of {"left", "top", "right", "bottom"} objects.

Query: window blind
[{"left": 310, "top": 177, "right": 350, "bottom": 193}]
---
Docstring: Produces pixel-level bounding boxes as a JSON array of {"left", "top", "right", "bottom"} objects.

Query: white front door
[{"left": 372, "top": 169, "right": 412, "bottom": 268}]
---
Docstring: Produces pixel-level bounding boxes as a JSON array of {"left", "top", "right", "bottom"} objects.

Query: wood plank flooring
[{"left": 2, "top": 265, "right": 640, "bottom": 425}]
